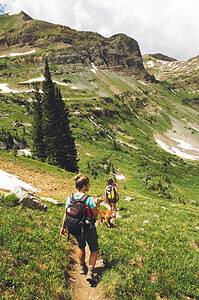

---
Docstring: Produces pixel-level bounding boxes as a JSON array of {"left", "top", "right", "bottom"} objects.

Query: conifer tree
[
  {"left": 32, "top": 84, "right": 45, "bottom": 159},
  {"left": 42, "top": 58, "right": 58, "bottom": 164},
  {"left": 55, "top": 86, "right": 78, "bottom": 171},
  {"left": 41, "top": 58, "right": 78, "bottom": 171}
]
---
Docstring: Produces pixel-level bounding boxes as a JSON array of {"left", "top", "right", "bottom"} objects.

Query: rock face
[
  {"left": 14, "top": 187, "right": 47, "bottom": 211},
  {"left": 148, "top": 53, "right": 177, "bottom": 62},
  {"left": 50, "top": 32, "right": 154, "bottom": 80},
  {"left": 0, "top": 12, "right": 154, "bottom": 81}
]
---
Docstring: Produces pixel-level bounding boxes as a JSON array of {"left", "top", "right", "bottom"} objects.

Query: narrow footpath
[{"left": 68, "top": 246, "right": 107, "bottom": 300}]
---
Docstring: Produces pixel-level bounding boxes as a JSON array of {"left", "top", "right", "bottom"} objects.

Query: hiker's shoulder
[{"left": 85, "top": 195, "right": 96, "bottom": 208}]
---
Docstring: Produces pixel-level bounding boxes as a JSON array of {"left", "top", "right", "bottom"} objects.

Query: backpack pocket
[{"left": 65, "top": 216, "right": 83, "bottom": 236}]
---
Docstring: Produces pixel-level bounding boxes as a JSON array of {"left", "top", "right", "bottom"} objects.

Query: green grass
[
  {"left": 1, "top": 46, "right": 199, "bottom": 299},
  {"left": 99, "top": 196, "right": 199, "bottom": 300},
  {"left": 0, "top": 197, "right": 71, "bottom": 300}
]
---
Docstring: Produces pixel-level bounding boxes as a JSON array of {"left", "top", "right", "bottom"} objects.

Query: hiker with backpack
[
  {"left": 105, "top": 178, "right": 119, "bottom": 218},
  {"left": 60, "top": 175, "right": 99, "bottom": 283}
]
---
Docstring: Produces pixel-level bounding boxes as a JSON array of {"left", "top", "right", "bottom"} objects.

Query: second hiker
[{"left": 105, "top": 178, "right": 119, "bottom": 218}]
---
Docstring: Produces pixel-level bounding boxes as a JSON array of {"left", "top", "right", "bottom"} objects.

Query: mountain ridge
[{"left": 0, "top": 12, "right": 155, "bottom": 81}]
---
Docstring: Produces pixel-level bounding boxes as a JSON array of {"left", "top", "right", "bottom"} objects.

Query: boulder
[
  {"left": 19, "top": 193, "right": 47, "bottom": 211},
  {"left": 14, "top": 187, "right": 47, "bottom": 211}
]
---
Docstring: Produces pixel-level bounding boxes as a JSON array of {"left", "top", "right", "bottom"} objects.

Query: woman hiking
[
  {"left": 105, "top": 178, "right": 119, "bottom": 218},
  {"left": 60, "top": 175, "right": 99, "bottom": 283}
]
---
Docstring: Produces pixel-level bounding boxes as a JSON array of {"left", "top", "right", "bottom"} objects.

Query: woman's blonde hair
[{"left": 75, "top": 174, "right": 89, "bottom": 191}]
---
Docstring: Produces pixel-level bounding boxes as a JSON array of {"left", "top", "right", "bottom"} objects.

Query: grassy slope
[
  {"left": 0, "top": 46, "right": 199, "bottom": 299},
  {"left": 0, "top": 195, "right": 71, "bottom": 300}
]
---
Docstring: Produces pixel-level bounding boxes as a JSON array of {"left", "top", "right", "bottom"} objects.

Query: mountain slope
[
  {"left": 0, "top": 11, "right": 199, "bottom": 300},
  {"left": 0, "top": 12, "right": 154, "bottom": 81},
  {"left": 143, "top": 53, "right": 199, "bottom": 91}
]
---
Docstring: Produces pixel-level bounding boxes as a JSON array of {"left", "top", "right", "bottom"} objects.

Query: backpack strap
[
  {"left": 79, "top": 194, "right": 89, "bottom": 203},
  {"left": 70, "top": 193, "right": 89, "bottom": 203}
]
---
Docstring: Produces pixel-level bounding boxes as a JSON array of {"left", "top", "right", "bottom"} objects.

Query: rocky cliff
[{"left": 0, "top": 11, "right": 154, "bottom": 81}]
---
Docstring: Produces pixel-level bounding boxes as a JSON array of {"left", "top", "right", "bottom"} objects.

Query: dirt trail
[
  {"left": 0, "top": 160, "right": 73, "bottom": 199},
  {"left": 68, "top": 245, "right": 107, "bottom": 300}
]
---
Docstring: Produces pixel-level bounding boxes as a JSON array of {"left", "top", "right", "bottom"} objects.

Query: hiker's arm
[
  {"left": 60, "top": 210, "right": 67, "bottom": 235},
  {"left": 91, "top": 207, "right": 98, "bottom": 218}
]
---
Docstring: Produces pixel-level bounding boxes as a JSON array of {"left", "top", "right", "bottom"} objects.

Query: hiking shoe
[
  {"left": 86, "top": 269, "right": 95, "bottom": 283},
  {"left": 80, "top": 263, "right": 88, "bottom": 275}
]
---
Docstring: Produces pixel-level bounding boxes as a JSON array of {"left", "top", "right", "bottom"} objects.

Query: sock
[{"left": 89, "top": 265, "right": 94, "bottom": 272}]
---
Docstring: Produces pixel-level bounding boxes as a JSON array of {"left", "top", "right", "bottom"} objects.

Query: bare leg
[
  {"left": 89, "top": 251, "right": 98, "bottom": 268},
  {"left": 113, "top": 203, "right": 117, "bottom": 217},
  {"left": 77, "top": 248, "right": 86, "bottom": 264}
]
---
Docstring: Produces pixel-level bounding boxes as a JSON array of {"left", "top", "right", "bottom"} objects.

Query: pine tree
[
  {"left": 55, "top": 87, "right": 78, "bottom": 171},
  {"left": 32, "top": 84, "right": 45, "bottom": 159},
  {"left": 41, "top": 58, "right": 78, "bottom": 171}
]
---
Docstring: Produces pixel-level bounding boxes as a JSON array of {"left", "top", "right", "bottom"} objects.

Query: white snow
[
  {"left": 0, "top": 170, "right": 38, "bottom": 193},
  {"left": 88, "top": 116, "right": 102, "bottom": 129},
  {"left": 170, "top": 88, "right": 176, "bottom": 94},
  {"left": 0, "top": 83, "right": 34, "bottom": 94},
  {"left": 0, "top": 49, "right": 36, "bottom": 59},
  {"left": 172, "top": 139, "right": 199, "bottom": 152},
  {"left": 21, "top": 77, "right": 69, "bottom": 87},
  {"left": 155, "top": 138, "right": 199, "bottom": 160},
  {"left": 117, "top": 139, "right": 138, "bottom": 150},
  {"left": 17, "top": 149, "right": 32, "bottom": 157},
  {"left": 115, "top": 174, "right": 126, "bottom": 181},
  {"left": 143, "top": 219, "right": 150, "bottom": 224},
  {"left": 146, "top": 61, "right": 154, "bottom": 68},
  {"left": 53, "top": 80, "right": 69, "bottom": 87},
  {"left": 20, "top": 77, "right": 44, "bottom": 84},
  {"left": 191, "top": 126, "right": 199, "bottom": 133},
  {"left": 90, "top": 62, "right": 98, "bottom": 74}
]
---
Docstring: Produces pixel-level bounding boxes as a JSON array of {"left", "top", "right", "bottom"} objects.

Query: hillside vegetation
[{"left": 0, "top": 12, "right": 199, "bottom": 300}]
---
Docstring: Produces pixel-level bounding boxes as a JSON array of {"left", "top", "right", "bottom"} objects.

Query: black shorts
[{"left": 74, "top": 226, "right": 99, "bottom": 252}]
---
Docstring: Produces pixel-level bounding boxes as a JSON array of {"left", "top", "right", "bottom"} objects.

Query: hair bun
[{"left": 74, "top": 174, "right": 82, "bottom": 181}]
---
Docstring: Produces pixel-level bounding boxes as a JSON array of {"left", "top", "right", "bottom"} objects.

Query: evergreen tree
[
  {"left": 42, "top": 58, "right": 58, "bottom": 165},
  {"left": 32, "top": 84, "right": 45, "bottom": 159},
  {"left": 41, "top": 58, "right": 78, "bottom": 171},
  {"left": 55, "top": 87, "right": 78, "bottom": 171}
]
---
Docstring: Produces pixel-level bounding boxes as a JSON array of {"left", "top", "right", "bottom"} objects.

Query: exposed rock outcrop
[
  {"left": 148, "top": 53, "right": 177, "bottom": 62},
  {"left": 0, "top": 12, "right": 155, "bottom": 81}
]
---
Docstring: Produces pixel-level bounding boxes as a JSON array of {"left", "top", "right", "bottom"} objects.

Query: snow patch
[
  {"left": 17, "top": 148, "right": 32, "bottom": 157},
  {"left": 21, "top": 77, "right": 69, "bottom": 87},
  {"left": 70, "top": 86, "right": 78, "bottom": 90},
  {"left": 90, "top": 62, "right": 98, "bottom": 74},
  {"left": 20, "top": 77, "right": 44, "bottom": 84},
  {"left": 0, "top": 170, "right": 38, "bottom": 193},
  {"left": 0, "top": 83, "right": 34, "bottom": 94},
  {"left": 155, "top": 138, "right": 199, "bottom": 160},
  {"left": 115, "top": 174, "right": 126, "bottom": 181},
  {"left": 191, "top": 126, "right": 199, "bottom": 133},
  {"left": 0, "top": 49, "right": 36, "bottom": 59},
  {"left": 146, "top": 61, "right": 154, "bottom": 68},
  {"left": 172, "top": 139, "right": 199, "bottom": 152}
]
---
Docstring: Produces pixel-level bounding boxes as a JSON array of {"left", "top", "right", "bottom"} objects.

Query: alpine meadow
[{"left": 0, "top": 11, "right": 199, "bottom": 300}]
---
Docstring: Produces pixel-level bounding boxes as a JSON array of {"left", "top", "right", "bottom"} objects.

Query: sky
[{"left": 1, "top": 0, "right": 199, "bottom": 60}]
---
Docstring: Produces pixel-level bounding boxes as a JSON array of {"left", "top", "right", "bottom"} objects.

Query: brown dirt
[
  {"left": 68, "top": 245, "right": 108, "bottom": 300},
  {"left": 0, "top": 160, "right": 110, "bottom": 300},
  {"left": 0, "top": 160, "right": 74, "bottom": 200}
]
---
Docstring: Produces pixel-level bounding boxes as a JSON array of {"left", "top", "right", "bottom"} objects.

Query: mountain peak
[
  {"left": 18, "top": 10, "right": 33, "bottom": 21},
  {"left": 148, "top": 53, "right": 177, "bottom": 62}
]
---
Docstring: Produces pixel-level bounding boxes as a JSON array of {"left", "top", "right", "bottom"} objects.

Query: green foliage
[
  {"left": 87, "top": 157, "right": 116, "bottom": 179},
  {"left": 0, "top": 193, "right": 19, "bottom": 207},
  {"left": 32, "top": 59, "right": 78, "bottom": 172},
  {"left": 32, "top": 84, "right": 45, "bottom": 159},
  {"left": 0, "top": 202, "right": 71, "bottom": 300},
  {"left": 99, "top": 197, "right": 199, "bottom": 300}
]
